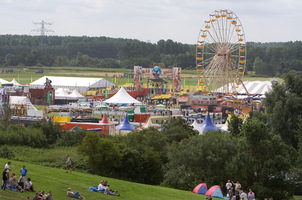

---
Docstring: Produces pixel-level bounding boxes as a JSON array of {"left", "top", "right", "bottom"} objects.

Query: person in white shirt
[
  {"left": 225, "top": 179, "right": 232, "bottom": 193},
  {"left": 4, "top": 162, "right": 11, "bottom": 179},
  {"left": 97, "top": 181, "right": 106, "bottom": 191},
  {"left": 240, "top": 190, "right": 248, "bottom": 200}
]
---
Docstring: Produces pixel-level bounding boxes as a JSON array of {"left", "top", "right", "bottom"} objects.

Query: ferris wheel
[{"left": 196, "top": 9, "right": 246, "bottom": 94}]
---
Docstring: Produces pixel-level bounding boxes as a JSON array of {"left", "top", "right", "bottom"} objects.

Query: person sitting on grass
[
  {"left": 67, "top": 188, "right": 86, "bottom": 200},
  {"left": 25, "top": 178, "right": 35, "bottom": 192},
  {"left": 45, "top": 191, "right": 53, "bottom": 200},
  {"left": 7, "top": 172, "right": 18, "bottom": 190},
  {"left": 102, "top": 180, "right": 119, "bottom": 196},
  {"left": 32, "top": 191, "right": 44, "bottom": 200},
  {"left": 17, "top": 178, "right": 25, "bottom": 192}
]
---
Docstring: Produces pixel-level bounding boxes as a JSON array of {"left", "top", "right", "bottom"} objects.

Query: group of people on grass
[
  {"left": 1, "top": 157, "right": 120, "bottom": 200},
  {"left": 225, "top": 180, "right": 255, "bottom": 200},
  {"left": 1, "top": 162, "right": 34, "bottom": 192}
]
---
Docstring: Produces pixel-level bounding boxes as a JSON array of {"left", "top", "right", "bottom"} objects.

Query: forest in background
[{"left": 0, "top": 34, "right": 302, "bottom": 76}]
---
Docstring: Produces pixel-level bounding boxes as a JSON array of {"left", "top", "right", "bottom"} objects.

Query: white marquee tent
[
  {"left": 10, "top": 78, "right": 20, "bottom": 86},
  {"left": 30, "top": 76, "right": 115, "bottom": 93},
  {"left": 0, "top": 78, "right": 10, "bottom": 85},
  {"left": 104, "top": 87, "right": 141, "bottom": 104},
  {"left": 213, "top": 81, "right": 273, "bottom": 95},
  {"left": 69, "top": 90, "right": 85, "bottom": 100}
]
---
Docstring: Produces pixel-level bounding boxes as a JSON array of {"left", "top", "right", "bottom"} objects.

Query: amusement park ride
[{"left": 196, "top": 9, "right": 247, "bottom": 94}]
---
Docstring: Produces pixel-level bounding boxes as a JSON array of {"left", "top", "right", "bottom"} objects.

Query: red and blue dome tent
[
  {"left": 192, "top": 183, "right": 208, "bottom": 195},
  {"left": 205, "top": 185, "right": 224, "bottom": 199}
]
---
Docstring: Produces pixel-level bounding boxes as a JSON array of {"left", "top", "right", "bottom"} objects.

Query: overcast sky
[{"left": 0, "top": 0, "right": 301, "bottom": 44}]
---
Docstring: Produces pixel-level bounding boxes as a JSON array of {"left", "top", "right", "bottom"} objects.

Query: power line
[{"left": 31, "top": 20, "right": 54, "bottom": 36}]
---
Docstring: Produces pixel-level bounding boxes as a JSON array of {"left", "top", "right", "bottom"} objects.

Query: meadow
[
  {"left": 0, "top": 157, "right": 211, "bottom": 200},
  {"left": 0, "top": 66, "right": 282, "bottom": 87}
]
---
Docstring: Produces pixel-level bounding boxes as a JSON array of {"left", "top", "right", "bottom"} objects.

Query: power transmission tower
[{"left": 31, "top": 20, "right": 54, "bottom": 36}]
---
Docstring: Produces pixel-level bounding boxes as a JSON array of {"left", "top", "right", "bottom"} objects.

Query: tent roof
[
  {"left": 10, "top": 78, "right": 20, "bottom": 86},
  {"left": 205, "top": 185, "right": 223, "bottom": 198},
  {"left": 9, "top": 96, "right": 37, "bottom": 110},
  {"left": 213, "top": 81, "right": 272, "bottom": 95},
  {"left": 100, "top": 113, "right": 110, "bottom": 124},
  {"left": 69, "top": 90, "right": 85, "bottom": 98},
  {"left": 0, "top": 78, "right": 10, "bottom": 85},
  {"left": 142, "top": 117, "right": 152, "bottom": 129},
  {"left": 55, "top": 89, "right": 70, "bottom": 99},
  {"left": 104, "top": 87, "right": 141, "bottom": 104},
  {"left": 30, "top": 76, "right": 115, "bottom": 89},
  {"left": 203, "top": 113, "right": 219, "bottom": 133},
  {"left": 192, "top": 183, "right": 208, "bottom": 195},
  {"left": 116, "top": 114, "right": 135, "bottom": 130},
  {"left": 191, "top": 119, "right": 205, "bottom": 134}
]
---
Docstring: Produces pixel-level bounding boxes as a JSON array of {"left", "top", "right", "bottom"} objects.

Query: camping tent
[
  {"left": 116, "top": 114, "right": 135, "bottom": 130},
  {"left": 192, "top": 183, "right": 208, "bottom": 195},
  {"left": 104, "top": 87, "right": 141, "bottom": 104},
  {"left": 205, "top": 185, "right": 223, "bottom": 199}
]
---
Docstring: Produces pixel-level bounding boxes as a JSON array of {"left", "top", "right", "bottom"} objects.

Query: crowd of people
[
  {"left": 225, "top": 180, "right": 256, "bottom": 200},
  {"left": 1, "top": 161, "right": 54, "bottom": 200}
]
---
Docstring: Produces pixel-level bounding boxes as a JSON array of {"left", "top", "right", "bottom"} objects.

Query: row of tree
[{"left": 0, "top": 35, "right": 302, "bottom": 75}]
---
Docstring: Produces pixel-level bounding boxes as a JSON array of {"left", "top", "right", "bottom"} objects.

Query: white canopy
[
  {"left": 142, "top": 117, "right": 153, "bottom": 129},
  {"left": 213, "top": 81, "right": 272, "bottom": 95},
  {"left": 104, "top": 87, "right": 141, "bottom": 104},
  {"left": 191, "top": 119, "right": 205, "bottom": 135},
  {"left": 10, "top": 78, "right": 20, "bottom": 86},
  {"left": 0, "top": 78, "right": 10, "bottom": 85},
  {"left": 55, "top": 89, "right": 70, "bottom": 100},
  {"left": 10, "top": 96, "right": 37, "bottom": 110},
  {"left": 30, "top": 76, "right": 115, "bottom": 93},
  {"left": 69, "top": 90, "right": 85, "bottom": 99}
]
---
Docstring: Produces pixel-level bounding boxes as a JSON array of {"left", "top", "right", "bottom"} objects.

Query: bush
[{"left": 0, "top": 145, "right": 14, "bottom": 159}]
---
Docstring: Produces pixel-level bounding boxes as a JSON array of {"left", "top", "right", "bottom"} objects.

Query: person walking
[
  {"left": 4, "top": 161, "right": 11, "bottom": 179},
  {"left": 66, "top": 155, "right": 73, "bottom": 173}
]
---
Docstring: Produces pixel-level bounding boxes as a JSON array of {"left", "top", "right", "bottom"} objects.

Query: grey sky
[{"left": 0, "top": 0, "right": 301, "bottom": 44}]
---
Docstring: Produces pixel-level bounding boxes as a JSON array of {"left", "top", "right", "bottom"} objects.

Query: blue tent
[
  {"left": 203, "top": 113, "right": 218, "bottom": 132},
  {"left": 116, "top": 114, "right": 135, "bottom": 130}
]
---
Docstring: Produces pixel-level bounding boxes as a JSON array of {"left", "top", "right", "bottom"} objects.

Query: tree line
[{"left": 0, "top": 35, "right": 301, "bottom": 75}]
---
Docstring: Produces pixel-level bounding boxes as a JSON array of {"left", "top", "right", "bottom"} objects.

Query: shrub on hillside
[
  {"left": 0, "top": 145, "right": 14, "bottom": 159},
  {"left": 56, "top": 129, "right": 88, "bottom": 146}
]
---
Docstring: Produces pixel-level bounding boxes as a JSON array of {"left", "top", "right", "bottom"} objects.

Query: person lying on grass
[{"left": 67, "top": 188, "right": 86, "bottom": 200}]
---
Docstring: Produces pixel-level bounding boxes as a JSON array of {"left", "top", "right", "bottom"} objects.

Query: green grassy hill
[{"left": 0, "top": 158, "right": 212, "bottom": 200}]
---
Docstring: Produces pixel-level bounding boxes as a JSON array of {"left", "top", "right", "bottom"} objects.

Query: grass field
[
  {"left": 0, "top": 158, "right": 211, "bottom": 200},
  {"left": 0, "top": 66, "right": 282, "bottom": 87}
]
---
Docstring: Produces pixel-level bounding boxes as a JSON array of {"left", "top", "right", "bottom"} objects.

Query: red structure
[{"left": 29, "top": 88, "right": 55, "bottom": 105}]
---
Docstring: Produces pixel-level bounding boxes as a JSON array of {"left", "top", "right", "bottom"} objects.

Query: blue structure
[
  {"left": 203, "top": 113, "right": 218, "bottom": 132},
  {"left": 116, "top": 114, "right": 135, "bottom": 130}
]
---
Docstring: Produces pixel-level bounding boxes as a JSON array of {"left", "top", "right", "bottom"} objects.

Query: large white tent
[
  {"left": 30, "top": 76, "right": 115, "bottom": 93},
  {"left": 10, "top": 96, "right": 37, "bottom": 110},
  {"left": 0, "top": 78, "right": 10, "bottom": 85},
  {"left": 104, "top": 87, "right": 141, "bottom": 104},
  {"left": 213, "top": 81, "right": 273, "bottom": 95},
  {"left": 10, "top": 78, "right": 20, "bottom": 86},
  {"left": 69, "top": 90, "right": 85, "bottom": 100}
]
